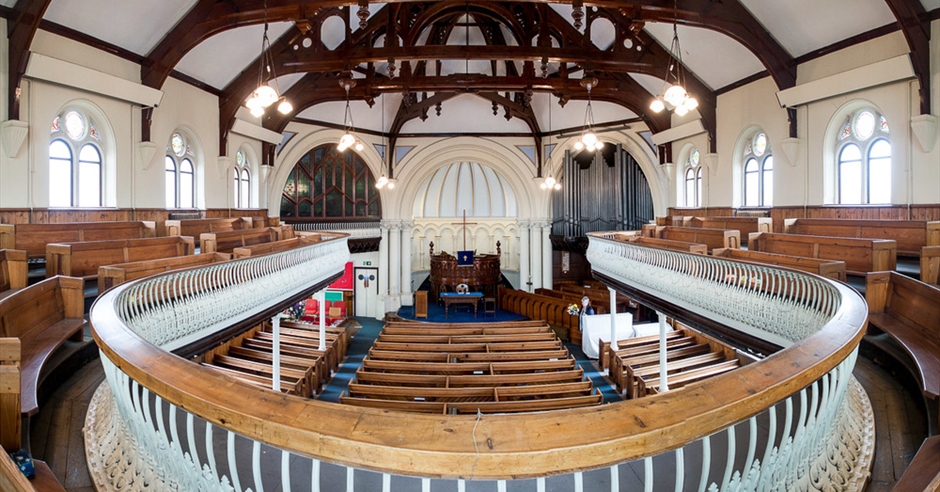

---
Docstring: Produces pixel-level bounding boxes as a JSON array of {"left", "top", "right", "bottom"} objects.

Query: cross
[{"left": 450, "top": 210, "right": 477, "bottom": 251}]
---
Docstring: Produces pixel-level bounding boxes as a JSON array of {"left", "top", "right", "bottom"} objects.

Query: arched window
[
  {"left": 281, "top": 144, "right": 381, "bottom": 220},
  {"left": 234, "top": 149, "right": 251, "bottom": 208},
  {"left": 743, "top": 132, "right": 772, "bottom": 207},
  {"left": 684, "top": 148, "right": 701, "bottom": 207},
  {"left": 837, "top": 109, "right": 891, "bottom": 204},
  {"left": 49, "top": 110, "right": 102, "bottom": 207},
  {"left": 166, "top": 132, "right": 195, "bottom": 208}
]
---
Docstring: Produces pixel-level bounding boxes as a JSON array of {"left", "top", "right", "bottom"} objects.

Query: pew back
[
  {"left": 642, "top": 225, "right": 740, "bottom": 251},
  {"left": 749, "top": 232, "right": 896, "bottom": 275},
  {"left": 232, "top": 234, "right": 321, "bottom": 258},
  {"left": 498, "top": 287, "right": 579, "bottom": 343},
  {"left": 783, "top": 218, "right": 939, "bottom": 257},
  {"left": 0, "top": 250, "right": 27, "bottom": 296},
  {"left": 689, "top": 216, "right": 772, "bottom": 246},
  {"left": 164, "top": 217, "right": 252, "bottom": 238},
  {"left": 200, "top": 227, "right": 283, "bottom": 254},
  {"left": 624, "top": 235, "right": 708, "bottom": 254},
  {"left": 98, "top": 252, "right": 231, "bottom": 293},
  {"left": 46, "top": 236, "right": 195, "bottom": 279},
  {"left": 0, "top": 221, "right": 157, "bottom": 259},
  {"left": 921, "top": 246, "right": 940, "bottom": 285},
  {"left": 711, "top": 247, "right": 846, "bottom": 281}
]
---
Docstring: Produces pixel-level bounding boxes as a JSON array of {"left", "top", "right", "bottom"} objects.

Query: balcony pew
[
  {"left": 164, "top": 217, "right": 252, "bottom": 238},
  {"left": 748, "top": 232, "right": 896, "bottom": 276},
  {"left": 784, "top": 218, "right": 940, "bottom": 257},
  {"left": 621, "top": 235, "right": 708, "bottom": 254},
  {"left": 711, "top": 248, "right": 847, "bottom": 281},
  {"left": 97, "top": 252, "right": 231, "bottom": 293},
  {"left": 865, "top": 271, "right": 940, "bottom": 431},
  {"left": 655, "top": 216, "right": 692, "bottom": 226},
  {"left": 46, "top": 236, "right": 195, "bottom": 286},
  {"left": 231, "top": 235, "right": 322, "bottom": 259},
  {"left": 892, "top": 436, "right": 940, "bottom": 492},
  {"left": 921, "top": 246, "right": 940, "bottom": 285},
  {"left": 0, "top": 249, "right": 27, "bottom": 300},
  {"left": 0, "top": 277, "right": 85, "bottom": 418},
  {"left": 0, "top": 221, "right": 156, "bottom": 260},
  {"left": 641, "top": 225, "right": 740, "bottom": 252},
  {"left": 689, "top": 216, "right": 772, "bottom": 246},
  {"left": 199, "top": 227, "right": 284, "bottom": 254}
]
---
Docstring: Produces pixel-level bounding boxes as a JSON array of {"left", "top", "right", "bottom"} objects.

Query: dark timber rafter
[
  {"left": 6, "top": 0, "right": 53, "bottom": 120},
  {"left": 883, "top": 0, "right": 931, "bottom": 114}
]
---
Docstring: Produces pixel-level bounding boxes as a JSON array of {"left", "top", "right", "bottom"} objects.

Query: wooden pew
[
  {"left": 641, "top": 225, "right": 740, "bottom": 251},
  {"left": 865, "top": 272, "right": 940, "bottom": 431},
  {"left": 636, "top": 359, "right": 740, "bottom": 396},
  {"left": 784, "top": 218, "right": 940, "bottom": 257},
  {"left": 232, "top": 235, "right": 322, "bottom": 259},
  {"left": 689, "top": 216, "right": 772, "bottom": 246},
  {"left": 360, "top": 358, "right": 575, "bottom": 374},
  {"left": 749, "top": 232, "right": 896, "bottom": 276},
  {"left": 0, "top": 221, "right": 156, "bottom": 260},
  {"left": 0, "top": 276, "right": 85, "bottom": 417},
  {"left": 46, "top": 236, "right": 195, "bottom": 282},
  {"left": 200, "top": 227, "right": 283, "bottom": 254},
  {"left": 711, "top": 247, "right": 847, "bottom": 281},
  {"left": 622, "top": 236, "right": 708, "bottom": 254},
  {"left": 352, "top": 369, "right": 585, "bottom": 387},
  {"left": 98, "top": 252, "right": 231, "bottom": 293},
  {"left": 921, "top": 246, "right": 940, "bottom": 285},
  {"left": 498, "top": 287, "right": 580, "bottom": 343},
  {"left": 164, "top": 217, "right": 252, "bottom": 237},
  {"left": 655, "top": 216, "right": 692, "bottom": 226},
  {"left": 892, "top": 435, "right": 940, "bottom": 492},
  {"left": 0, "top": 249, "right": 27, "bottom": 300}
]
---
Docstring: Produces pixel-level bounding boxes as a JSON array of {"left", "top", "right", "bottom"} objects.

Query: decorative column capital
[{"left": 517, "top": 219, "right": 531, "bottom": 229}]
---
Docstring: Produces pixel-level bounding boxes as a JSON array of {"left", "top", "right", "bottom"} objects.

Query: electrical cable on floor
[{"left": 470, "top": 408, "right": 483, "bottom": 478}]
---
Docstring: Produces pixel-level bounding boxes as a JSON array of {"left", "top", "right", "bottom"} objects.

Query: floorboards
[{"left": 28, "top": 325, "right": 927, "bottom": 491}]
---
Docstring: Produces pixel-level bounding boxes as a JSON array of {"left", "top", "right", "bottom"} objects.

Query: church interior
[{"left": 0, "top": 0, "right": 939, "bottom": 491}]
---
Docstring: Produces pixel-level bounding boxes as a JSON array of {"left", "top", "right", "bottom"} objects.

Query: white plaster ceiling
[
  {"left": 414, "top": 162, "right": 518, "bottom": 218},
  {"left": 44, "top": 0, "right": 196, "bottom": 55},
  {"left": 738, "top": 0, "right": 897, "bottom": 57},
  {"left": 399, "top": 94, "right": 533, "bottom": 134}
]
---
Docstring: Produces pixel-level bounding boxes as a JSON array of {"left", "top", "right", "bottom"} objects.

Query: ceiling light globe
[
  {"left": 582, "top": 132, "right": 598, "bottom": 146},
  {"left": 545, "top": 177, "right": 556, "bottom": 187},
  {"left": 540, "top": 183, "right": 547, "bottom": 189},
  {"left": 277, "top": 100, "right": 293, "bottom": 114},
  {"left": 252, "top": 85, "right": 279, "bottom": 108},
  {"left": 684, "top": 97, "right": 699, "bottom": 110},
  {"left": 387, "top": 180, "right": 395, "bottom": 189},
  {"left": 574, "top": 141, "right": 584, "bottom": 151},
  {"left": 594, "top": 141, "right": 604, "bottom": 150},
  {"left": 554, "top": 183, "right": 562, "bottom": 190},
  {"left": 674, "top": 104, "right": 690, "bottom": 117},
  {"left": 664, "top": 85, "right": 687, "bottom": 107},
  {"left": 249, "top": 105, "right": 265, "bottom": 117},
  {"left": 354, "top": 141, "right": 364, "bottom": 151},
  {"left": 650, "top": 98, "right": 666, "bottom": 113}
]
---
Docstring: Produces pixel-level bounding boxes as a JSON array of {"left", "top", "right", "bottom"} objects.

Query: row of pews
[
  {"left": 201, "top": 319, "right": 350, "bottom": 398},
  {"left": 340, "top": 320, "right": 603, "bottom": 414}
]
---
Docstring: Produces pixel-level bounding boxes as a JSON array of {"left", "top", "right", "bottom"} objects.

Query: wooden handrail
[{"left": 89, "top": 232, "right": 868, "bottom": 480}]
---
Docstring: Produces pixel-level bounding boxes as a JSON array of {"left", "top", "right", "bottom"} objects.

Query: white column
[
  {"left": 519, "top": 220, "right": 530, "bottom": 291},
  {"left": 318, "top": 290, "right": 326, "bottom": 352},
  {"left": 542, "top": 221, "right": 553, "bottom": 290},
  {"left": 530, "top": 221, "right": 542, "bottom": 291},
  {"left": 389, "top": 221, "right": 402, "bottom": 310},
  {"left": 271, "top": 315, "right": 281, "bottom": 391},
  {"left": 377, "top": 223, "right": 389, "bottom": 318},
  {"left": 400, "top": 221, "right": 414, "bottom": 306},
  {"left": 657, "top": 311, "right": 669, "bottom": 392},
  {"left": 608, "top": 287, "right": 618, "bottom": 351}
]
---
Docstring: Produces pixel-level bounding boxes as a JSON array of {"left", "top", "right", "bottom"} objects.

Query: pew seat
[{"left": 0, "top": 221, "right": 156, "bottom": 259}]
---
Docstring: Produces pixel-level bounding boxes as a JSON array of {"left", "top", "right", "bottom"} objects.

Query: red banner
[{"left": 328, "top": 262, "right": 354, "bottom": 290}]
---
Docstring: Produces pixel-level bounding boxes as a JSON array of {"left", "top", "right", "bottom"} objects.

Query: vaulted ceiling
[{"left": 3, "top": 0, "right": 937, "bottom": 165}]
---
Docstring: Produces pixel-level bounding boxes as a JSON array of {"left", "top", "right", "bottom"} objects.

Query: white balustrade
[{"left": 84, "top": 231, "right": 873, "bottom": 492}]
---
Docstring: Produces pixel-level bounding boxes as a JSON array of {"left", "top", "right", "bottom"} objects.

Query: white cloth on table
[{"left": 580, "top": 312, "right": 634, "bottom": 359}]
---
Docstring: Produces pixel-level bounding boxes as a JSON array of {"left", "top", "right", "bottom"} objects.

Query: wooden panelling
[{"left": 666, "top": 206, "right": 940, "bottom": 233}]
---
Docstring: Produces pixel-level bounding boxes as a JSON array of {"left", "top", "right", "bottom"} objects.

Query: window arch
[
  {"left": 166, "top": 132, "right": 195, "bottom": 208},
  {"left": 743, "top": 131, "right": 772, "bottom": 207},
  {"left": 280, "top": 144, "right": 381, "bottom": 220},
  {"left": 234, "top": 149, "right": 252, "bottom": 208},
  {"left": 684, "top": 148, "right": 702, "bottom": 207},
  {"left": 49, "top": 110, "right": 103, "bottom": 207},
  {"left": 837, "top": 109, "right": 891, "bottom": 204}
]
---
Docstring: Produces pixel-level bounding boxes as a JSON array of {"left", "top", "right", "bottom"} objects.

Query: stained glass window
[
  {"left": 65, "top": 111, "right": 85, "bottom": 140},
  {"left": 171, "top": 133, "right": 185, "bottom": 156},
  {"left": 684, "top": 148, "right": 701, "bottom": 207},
  {"left": 840, "top": 121, "right": 851, "bottom": 140},
  {"left": 88, "top": 124, "right": 99, "bottom": 141},
  {"left": 753, "top": 133, "right": 767, "bottom": 156},
  {"left": 280, "top": 144, "right": 381, "bottom": 221},
  {"left": 51, "top": 116, "right": 59, "bottom": 133},
  {"left": 49, "top": 109, "right": 102, "bottom": 207},
  {"left": 166, "top": 131, "right": 199, "bottom": 208},
  {"left": 837, "top": 109, "right": 891, "bottom": 204},
  {"left": 742, "top": 130, "right": 772, "bottom": 207}
]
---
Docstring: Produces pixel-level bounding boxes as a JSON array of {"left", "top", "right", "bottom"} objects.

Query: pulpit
[{"left": 428, "top": 241, "right": 501, "bottom": 304}]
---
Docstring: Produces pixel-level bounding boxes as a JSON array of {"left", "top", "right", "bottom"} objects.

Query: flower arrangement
[
  {"left": 566, "top": 303, "right": 580, "bottom": 316},
  {"left": 286, "top": 301, "right": 306, "bottom": 321}
]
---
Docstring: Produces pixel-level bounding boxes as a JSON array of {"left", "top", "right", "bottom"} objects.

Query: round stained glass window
[
  {"left": 753, "top": 133, "right": 767, "bottom": 156},
  {"left": 690, "top": 149, "right": 700, "bottom": 166},
  {"left": 171, "top": 133, "right": 185, "bottom": 157},
  {"left": 854, "top": 111, "right": 875, "bottom": 140},
  {"left": 236, "top": 149, "right": 245, "bottom": 166},
  {"left": 65, "top": 111, "right": 85, "bottom": 140}
]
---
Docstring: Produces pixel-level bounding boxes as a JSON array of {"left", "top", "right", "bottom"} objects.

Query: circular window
[
  {"left": 690, "top": 149, "right": 700, "bottom": 166},
  {"left": 236, "top": 149, "right": 245, "bottom": 166},
  {"left": 753, "top": 133, "right": 767, "bottom": 156},
  {"left": 854, "top": 111, "right": 875, "bottom": 140},
  {"left": 65, "top": 111, "right": 85, "bottom": 140},
  {"left": 171, "top": 133, "right": 185, "bottom": 157}
]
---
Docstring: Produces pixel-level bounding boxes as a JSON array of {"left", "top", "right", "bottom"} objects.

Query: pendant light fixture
[
  {"left": 574, "top": 76, "right": 603, "bottom": 152},
  {"left": 245, "top": 0, "right": 291, "bottom": 117},
  {"left": 337, "top": 77, "right": 365, "bottom": 153},
  {"left": 649, "top": 0, "right": 698, "bottom": 116},
  {"left": 540, "top": 95, "right": 562, "bottom": 191},
  {"left": 375, "top": 94, "right": 396, "bottom": 189}
]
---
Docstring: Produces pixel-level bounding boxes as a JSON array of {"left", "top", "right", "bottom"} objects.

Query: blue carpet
[
  {"left": 395, "top": 302, "right": 527, "bottom": 323},
  {"left": 564, "top": 341, "right": 624, "bottom": 403}
]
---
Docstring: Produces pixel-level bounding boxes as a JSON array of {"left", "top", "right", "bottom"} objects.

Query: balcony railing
[{"left": 84, "top": 230, "right": 872, "bottom": 492}]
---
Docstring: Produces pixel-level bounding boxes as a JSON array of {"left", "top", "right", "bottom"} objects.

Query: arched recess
[
  {"left": 675, "top": 142, "right": 699, "bottom": 208},
  {"left": 268, "top": 128, "right": 384, "bottom": 216},
  {"left": 822, "top": 99, "right": 891, "bottom": 205},
  {"left": 165, "top": 124, "right": 206, "bottom": 209},
  {"left": 50, "top": 99, "right": 118, "bottom": 207},
  {"left": 731, "top": 124, "right": 764, "bottom": 208},
  {"left": 278, "top": 143, "right": 382, "bottom": 221},
  {"left": 234, "top": 143, "right": 260, "bottom": 208}
]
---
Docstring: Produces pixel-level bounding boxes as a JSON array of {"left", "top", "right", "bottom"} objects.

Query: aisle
[{"left": 316, "top": 317, "right": 384, "bottom": 403}]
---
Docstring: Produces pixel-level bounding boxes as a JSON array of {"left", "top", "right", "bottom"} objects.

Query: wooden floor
[{"left": 30, "top": 354, "right": 927, "bottom": 491}]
